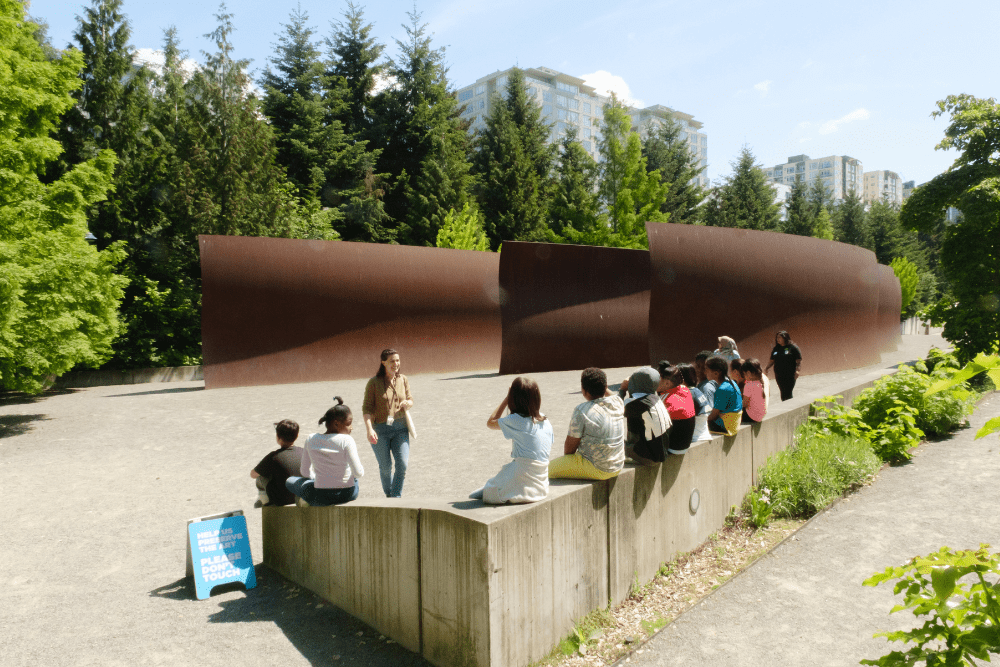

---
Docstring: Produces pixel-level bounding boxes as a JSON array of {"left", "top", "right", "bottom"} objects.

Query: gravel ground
[{"left": 0, "top": 333, "right": 954, "bottom": 667}]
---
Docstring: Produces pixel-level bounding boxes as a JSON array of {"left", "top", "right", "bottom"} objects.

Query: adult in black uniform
[{"left": 764, "top": 330, "right": 802, "bottom": 401}]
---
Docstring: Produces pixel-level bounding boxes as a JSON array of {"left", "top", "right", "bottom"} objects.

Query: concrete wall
[
  {"left": 53, "top": 365, "right": 202, "bottom": 388},
  {"left": 262, "top": 374, "right": 884, "bottom": 667}
]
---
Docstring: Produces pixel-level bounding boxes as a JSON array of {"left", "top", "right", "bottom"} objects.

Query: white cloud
[
  {"left": 819, "top": 108, "right": 870, "bottom": 135},
  {"left": 580, "top": 70, "right": 643, "bottom": 107},
  {"left": 753, "top": 79, "right": 772, "bottom": 96},
  {"left": 133, "top": 48, "right": 198, "bottom": 79}
]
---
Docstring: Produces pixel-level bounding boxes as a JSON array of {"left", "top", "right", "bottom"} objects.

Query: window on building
[
  {"left": 701, "top": 136, "right": 707, "bottom": 144},
  {"left": 527, "top": 87, "right": 536, "bottom": 97},
  {"left": 557, "top": 108, "right": 567, "bottom": 120},
  {"left": 458, "top": 90, "right": 473, "bottom": 102},
  {"left": 496, "top": 76, "right": 508, "bottom": 88},
  {"left": 568, "top": 98, "right": 579, "bottom": 110},
  {"left": 567, "top": 111, "right": 579, "bottom": 122},
  {"left": 581, "top": 127, "right": 591, "bottom": 138},
  {"left": 475, "top": 84, "right": 486, "bottom": 96},
  {"left": 542, "top": 90, "right": 552, "bottom": 102},
  {"left": 478, "top": 100, "right": 485, "bottom": 110},
  {"left": 556, "top": 81, "right": 579, "bottom": 94},
  {"left": 556, "top": 95, "right": 568, "bottom": 107},
  {"left": 582, "top": 140, "right": 592, "bottom": 151},
  {"left": 582, "top": 102, "right": 591, "bottom": 114},
  {"left": 542, "top": 104, "right": 552, "bottom": 116}
]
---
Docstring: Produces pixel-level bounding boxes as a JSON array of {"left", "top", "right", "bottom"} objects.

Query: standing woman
[
  {"left": 362, "top": 349, "right": 413, "bottom": 497},
  {"left": 764, "top": 331, "right": 802, "bottom": 401}
]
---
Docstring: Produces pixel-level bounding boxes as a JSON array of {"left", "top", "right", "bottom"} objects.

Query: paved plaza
[{"left": 4, "top": 332, "right": 998, "bottom": 666}]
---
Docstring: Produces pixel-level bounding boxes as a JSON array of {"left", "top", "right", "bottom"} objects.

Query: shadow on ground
[
  {"left": 106, "top": 386, "right": 205, "bottom": 397},
  {"left": 0, "top": 413, "right": 49, "bottom": 438},
  {"left": 0, "top": 388, "right": 78, "bottom": 406},
  {"left": 151, "top": 567, "right": 432, "bottom": 667}
]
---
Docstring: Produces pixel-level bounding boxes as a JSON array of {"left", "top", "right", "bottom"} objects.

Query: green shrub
[
  {"left": 757, "top": 424, "right": 881, "bottom": 519},
  {"left": 854, "top": 367, "right": 972, "bottom": 439}
]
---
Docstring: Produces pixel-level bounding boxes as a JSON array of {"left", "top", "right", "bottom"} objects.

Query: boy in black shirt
[{"left": 251, "top": 420, "right": 303, "bottom": 507}]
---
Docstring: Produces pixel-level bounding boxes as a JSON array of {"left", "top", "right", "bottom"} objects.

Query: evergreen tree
[
  {"left": 471, "top": 67, "right": 554, "bottom": 250},
  {"left": 807, "top": 177, "right": 832, "bottom": 220},
  {"left": 548, "top": 127, "right": 600, "bottom": 240},
  {"left": 376, "top": 9, "right": 473, "bottom": 246},
  {"left": 867, "top": 199, "right": 909, "bottom": 265},
  {"left": 326, "top": 1, "right": 385, "bottom": 142},
  {"left": 702, "top": 146, "right": 781, "bottom": 231},
  {"left": 435, "top": 204, "right": 489, "bottom": 251},
  {"left": 259, "top": 6, "right": 336, "bottom": 200},
  {"left": 0, "top": 0, "right": 127, "bottom": 392},
  {"left": 813, "top": 207, "right": 834, "bottom": 240},
  {"left": 782, "top": 176, "right": 815, "bottom": 236},
  {"left": 833, "top": 188, "right": 869, "bottom": 248},
  {"left": 594, "top": 95, "right": 669, "bottom": 248},
  {"left": 641, "top": 119, "right": 705, "bottom": 224}
]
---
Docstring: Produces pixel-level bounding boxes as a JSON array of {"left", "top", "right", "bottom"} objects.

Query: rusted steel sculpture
[
  {"left": 199, "top": 236, "right": 501, "bottom": 389},
  {"left": 199, "top": 226, "right": 900, "bottom": 389},
  {"left": 646, "top": 222, "right": 896, "bottom": 374},
  {"left": 497, "top": 242, "right": 650, "bottom": 375}
]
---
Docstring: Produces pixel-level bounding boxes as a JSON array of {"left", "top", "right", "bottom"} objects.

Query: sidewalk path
[
  {"left": 629, "top": 391, "right": 1000, "bottom": 667},
  {"left": 0, "top": 333, "right": 962, "bottom": 667}
]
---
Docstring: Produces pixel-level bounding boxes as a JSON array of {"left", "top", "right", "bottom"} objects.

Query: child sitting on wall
[
  {"left": 286, "top": 397, "right": 365, "bottom": 507},
  {"left": 251, "top": 420, "right": 303, "bottom": 507},
  {"left": 740, "top": 358, "right": 769, "bottom": 424}
]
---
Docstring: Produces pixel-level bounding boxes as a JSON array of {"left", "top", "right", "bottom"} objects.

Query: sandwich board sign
[{"left": 187, "top": 511, "right": 256, "bottom": 600}]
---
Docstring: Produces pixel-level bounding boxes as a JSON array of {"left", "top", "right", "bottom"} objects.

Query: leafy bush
[
  {"left": 809, "top": 396, "right": 872, "bottom": 440},
  {"left": 742, "top": 486, "right": 773, "bottom": 529},
  {"left": 861, "top": 544, "right": 1000, "bottom": 666},
  {"left": 757, "top": 424, "right": 881, "bottom": 519},
  {"left": 854, "top": 367, "right": 972, "bottom": 439}
]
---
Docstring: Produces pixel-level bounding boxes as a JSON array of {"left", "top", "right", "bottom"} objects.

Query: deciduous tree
[{"left": 0, "top": 0, "right": 127, "bottom": 392}]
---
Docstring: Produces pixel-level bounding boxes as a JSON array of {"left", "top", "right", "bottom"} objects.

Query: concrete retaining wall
[
  {"left": 262, "top": 374, "right": 885, "bottom": 667},
  {"left": 54, "top": 365, "right": 202, "bottom": 388}
]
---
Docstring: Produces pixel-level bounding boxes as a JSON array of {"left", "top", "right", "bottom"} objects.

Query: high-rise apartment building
[
  {"left": 864, "top": 170, "right": 903, "bottom": 206},
  {"left": 763, "top": 154, "right": 863, "bottom": 202},
  {"left": 455, "top": 66, "right": 709, "bottom": 188}
]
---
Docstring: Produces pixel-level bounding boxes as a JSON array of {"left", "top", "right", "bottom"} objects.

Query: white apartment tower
[
  {"left": 864, "top": 170, "right": 903, "bottom": 206},
  {"left": 763, "top": 154, "right": 863, "bottom": 202},
  {"left": 455, "top": 66, "right": 709, "bottom": 188}
]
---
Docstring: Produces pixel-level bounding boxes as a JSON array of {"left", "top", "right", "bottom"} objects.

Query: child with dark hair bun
[{"left": 285, "top": 397, "right": 365, "bottom": 507}]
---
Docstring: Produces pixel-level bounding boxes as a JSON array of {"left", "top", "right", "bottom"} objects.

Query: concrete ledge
[
  {"left": 54, "top": 365, "right": 203, "bottom": 388},
  {"left": 261, "top": 370, "right": 896, "bottom": 667}
]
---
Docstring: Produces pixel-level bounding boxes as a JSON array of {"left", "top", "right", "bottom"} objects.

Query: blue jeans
[
  {"left": 285, "top": 477, "right": 359, "bottom": 506},
  {"left": 372, "top": 419, "right": 409, "bottom": 497}
]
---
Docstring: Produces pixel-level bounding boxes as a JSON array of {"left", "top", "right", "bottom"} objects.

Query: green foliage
[
  {"left": 861, "top": 544, "right": 1000, "bottom": 666},
  {"left": 435, "top": 204, "right": 488, "bottom": 251},
  {"left": 592, "top": 95, "right": 670, "bottom": 248},
  {"left": 926, "top": 353, "right": 1000, "bottom": 441},
  {"left": 640, "top": 119, "right": 706, "bottom": 225},
  {"left": 813, "top": 207, "right": 834, "bottom": 241},
  {"left": 809, "top": 396, "right": 872, "bottom": 441},
  {"left": 855, "top": 367, "right": 972, "bottom": 443},
  {"left": 703, "top": 146, "right": 782, "bottom": 231},
  {"left": 325, "top": 1, "right": 385, "bottom": 143},
  {"left": 834, "top": 188, "right": 869, "bottom": 248},
  {"left": 900, "top": 95, "right": 1000, "bottom": 361},
  {"left": 471, "top": 67, "right": 554, "bottom": 250},
  {"left": 742, "top": 486, "right": 773, "bottom": 529},
  {"left": 548, "top": 127, "right": 600, "bottom": 241},
  {"left": 377, "top": 9, "right": 473, "bottom": 246},
  {"left": 757, "top": 424, "right": 882, "bottom": 519},
  {"left": 891, "top": 257, "right": 919, "bottom": 316},
  {"left": 781, "top": 176, "right": 815, "bottom": 236},
  {"left": 0, "top": 0, "right": 127, "bottom": 392}
]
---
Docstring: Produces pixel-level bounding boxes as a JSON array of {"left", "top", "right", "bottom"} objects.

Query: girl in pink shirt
[{"left": 741, "top": 359, "right": 768, "bottom": 424}]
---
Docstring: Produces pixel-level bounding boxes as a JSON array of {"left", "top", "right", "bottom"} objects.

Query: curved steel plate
[
  {"left": 199, "top": 236, "right": 501, "bottom": 389},
  {"left": 646, "top": 222, "right": 894, "bottom": 374},
  {"left": 498, "top": 242, "right": 650, "bottom": 375}
]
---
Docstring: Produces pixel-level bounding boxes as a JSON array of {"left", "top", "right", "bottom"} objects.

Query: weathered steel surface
[
  {"left": 645, "top": 222, "right": 896, "bottom": 374},
  {"left": 497, "top": 242, "right": 651, "bottom": 375},
  {"left": 876, "top": 263, "right": 903, "bottom": 354},
  {"left": 199, "top": 236, "right": 501, "bottom": 389}
]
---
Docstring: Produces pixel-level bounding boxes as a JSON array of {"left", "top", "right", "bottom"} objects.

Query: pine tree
[
  {"left": 782, "top": 176, "right": 815, "bottom": 236},
  {"left": 807, "top": 177, "right": 832, "bottom": 220},
  {"left": 326, "top": 1, "right": 385, "bottom": 142},
  {"left": 375, "top": 9, "right": 473, "bottom": 246},
  {"left": 641, "top": 119, "right": 705, "bottom": 224},
  {"left": 471, "top": 67, "right": 555, "bottom": 250},
  {"left": 259, "top": 6, "right": 335, "bottom": 200},
  {"left": 595, "top": 95, "right": 669, "bottom": 248},
  {"left": 833, "top": 188, "right": 869, "bottom": 248},
  {"left": 436, "top": 204, "right": 489, "bottom": 251},
  {"left": 0, "top": 0, "right": 127, "bottom": 392},
  {"left": 702, "top": 146, "right": 781, "bottom": 231},
  {"left": 549, "top": 127, "right": 600, "bottom": 241}
]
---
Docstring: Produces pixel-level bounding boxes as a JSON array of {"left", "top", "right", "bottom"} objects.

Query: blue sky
[{"left": 30, "top": 0, "right": 1000, "bottom": 185}]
